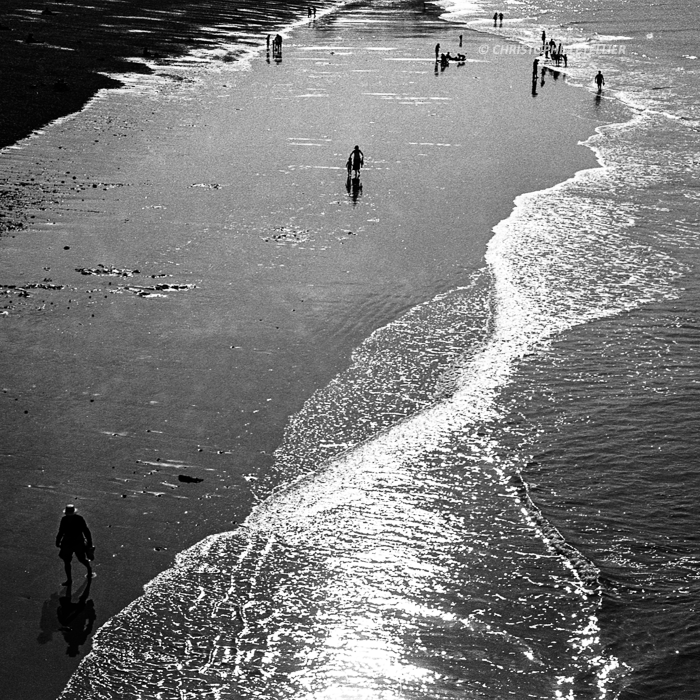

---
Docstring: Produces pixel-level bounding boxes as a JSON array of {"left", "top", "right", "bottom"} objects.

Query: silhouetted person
[
  {"left": 273, "top": 34, "right": 283, "bottom": 56},
  {"left": 541, "top": 30, "right": 546, "bottom": 47},
  {"left": 459, "top": 34, "right": 463, "bottom": 47},
  {"left": 563, "top": 53, "right": 568, "bottom": 67},
  {"left": 347, "top": 145, "right": 364, "bottom": 178},
  {"left": 532, "top": 58, "right": 539, "bottom": 78},
  {"left": 313, "top": 6, "right": 316, "bottom": 17},
  {"left": 595, "top": 70, "right": 605, "bottom": 92},
  {"left": 57, "top": 578, "right": 96, "bottom": 657},
  {"left": 498, "top": 12, "right": 503, "bottom": 25},
  {"left": 435, "top": 43, "right": 440, "bottom": 60},
  {"left": 56, "top": 504, "right": 93, "bottom": 585},
  {"left": 493, "top": 12, "right": 498, "bottom": 25},
  {"left": 266, "top": 34, "right": 270, "bottom": 50}
]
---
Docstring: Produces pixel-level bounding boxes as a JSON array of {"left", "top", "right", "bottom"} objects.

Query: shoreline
[
  {"left": 0, "top": 0, "right": 340, "bottom": 152},
  {"left": 3, "top": 2, "right": 612, "bottom": 697}
]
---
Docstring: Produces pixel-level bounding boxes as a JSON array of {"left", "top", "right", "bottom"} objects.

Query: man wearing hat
[{"left": 55, "top": 504, "right": 94, "bottom": 585}]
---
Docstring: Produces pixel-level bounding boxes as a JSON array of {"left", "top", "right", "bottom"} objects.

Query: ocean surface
[{"left": 46, "top": 0, "right": 700, "bottom": 697}]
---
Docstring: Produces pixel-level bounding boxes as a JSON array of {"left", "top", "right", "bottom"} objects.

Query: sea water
[{"left": 58, "top": 0, "right": 700, "bottom": 698}]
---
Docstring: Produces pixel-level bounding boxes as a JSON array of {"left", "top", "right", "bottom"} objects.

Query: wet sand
[
  {"left": 0, "top": 0, "right": 338, "bottom": 151},
  {"left": 0, "top": 2, "right": 614, "bottom": 698}
]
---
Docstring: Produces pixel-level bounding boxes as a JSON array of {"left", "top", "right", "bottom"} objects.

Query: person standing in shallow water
[{"left": 56, "top": 504, "right": 93, "bottom": 585}]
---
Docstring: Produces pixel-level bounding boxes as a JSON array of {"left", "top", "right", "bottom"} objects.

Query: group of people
[
  {"left": 541, "top": 32, "right": 568, "bottom": 67},
  {"left": 307, "top": 6, "right": 317, "bottom": 18},
  {"left": 434, "top": 43, "right": 466, "bottom": 67},
  {"left": 267, "top": 33, "right": 283, "bottom": 56},
  {"left": 536, "top": 30, "right": 606, "bottom": 94},
  {"left": 493, "top": 12, "right": 504, "bottom": 26}
]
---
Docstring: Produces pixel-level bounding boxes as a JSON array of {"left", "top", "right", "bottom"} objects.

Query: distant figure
[
  {"left": 308, "top": 6, "right": 312, "bottom": 17},
  {"left": 541, "top": 30, "right": 546, "bottom": 47},
  {"left": 532, "top": 58, "right": 539, "bottom": 77},
  {"left": 498, "top": 12, "right": 504, "bottom": 25},
  {"left": 273, "top": 34, "right": 283, "bottom": 55},
  {"left": 595, "top": 70, "right": 605, "bottom": 92},
  {"left": 435, "top": 42, "right": 440, "bottom": 60},
  {"left": 313, "top": 6, "right": 316, "bottom": 17},
  {"left": 266, "top": 34, "right": 271, "bottom": 50},
  {"left": 347, "top": 145, "right": 364, "bottom": 178},
  {"left": 493, "top": 12, "right": 498, "bottom": 24},
  {"left": 56, "top": 504, "right": 93, "bottom": 585},
  {"left": 563, "top": 53, "right": 568, "bottom": 67},
  {"left": 459, "top": 34, "right": 463, "bottom": 47}
]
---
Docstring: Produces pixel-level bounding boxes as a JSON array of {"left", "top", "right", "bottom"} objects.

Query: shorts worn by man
[{"left": 56, "top": 504, "right": 94, "bottom": 585}]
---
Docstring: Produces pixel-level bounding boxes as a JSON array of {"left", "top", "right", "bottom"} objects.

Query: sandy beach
[{"left": 0, "top": 1, "right": 616, "bottom": 697}]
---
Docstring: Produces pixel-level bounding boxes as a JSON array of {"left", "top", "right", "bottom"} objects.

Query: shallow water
[{"left": 438, "top": 0, "right": 700, "bottom": 697}]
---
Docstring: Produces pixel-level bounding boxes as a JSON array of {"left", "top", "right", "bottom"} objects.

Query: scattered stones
[
  {"left": 190, "top": 183, "right": 221, "bottom": 189},
  {"left": 76, "top": 264, "right": 139, "bottom": 277},
  {"left": 0, "top": 281, "right": 65, "bottom": 299},
  {"left": 122, "top": 283, "right": 195, "bottom": 298},
  {"left": 261, "top": 226, "right": 311, "bottom": 244}
]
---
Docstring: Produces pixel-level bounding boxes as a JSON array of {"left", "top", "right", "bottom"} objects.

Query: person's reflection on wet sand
[
  {"left": 56, "top": 577, "right": 96, "bottom": 657},
  {"left": 37, "top": 591, "right": 62, "bottom": 644},
  {"left": 346, "top": 173, "right": 363, "bottom": 203}
]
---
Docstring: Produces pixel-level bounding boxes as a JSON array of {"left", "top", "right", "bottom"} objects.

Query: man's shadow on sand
[{"left": 38, "top": 577, "right": 96, "bottom": 657}]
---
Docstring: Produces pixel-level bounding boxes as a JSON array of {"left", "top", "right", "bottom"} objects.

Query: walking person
[
  {"left": 346, "top": 145, "right": 364, "bottom": 179},
  {"left": 594, "top": 70, "right": 605, "bottom": 92},
  {"left": 56, "top": 504, "right": 94, "bottom": 585}
]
